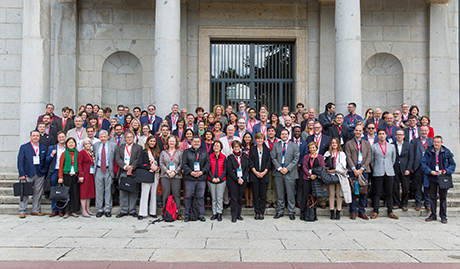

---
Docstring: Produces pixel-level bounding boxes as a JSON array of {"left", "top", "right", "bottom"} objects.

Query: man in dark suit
[
  {"left": 291, "top": 126, "right": 307, "bottom": 208},
  {"left": 37, "top": 122, "right": 57, "bottom": 148},
  {"left": 17, "top": 130, "right": 47, "bottom": 218},
  {"left": 36, "top": 103, "right": 60, "bottom": 126},
  {"left": 164, "top": 104, "right": 184, "bottom": 131},
  {"left": 157, "top": 124, "right": 171, "bottom": 151},
  {"left": 328, "top": 113, "right": 351, "bottom": 148},
  {"left": 185, "top": 113, "right": 198, "bottom": 134},
  {"left": 45, "top": 131, "right": 67, "bottom": 217},
  {"left": 54, "top": 106, "right": 75, "bottom": 133},
  {"left": 306, "top": 121, "right": 331, "bottom": 156},
  {"left": 363, "top": 123, "right": 377, "bottom": 146},
  {"left": 115, "top": 131, "right": 143, "bottom": 218},
  {"left": 252, "top": 110, "right": 270, "bottom": 138},
  {"left": 392, "top": 129, "right": 414, "bottom": 211},
  {"left": 276, "top": 116, "right": 294, "bottom": 140},
  {"left": 110, "top": 124, "right": 125, "bottom": 146},
  {"left": 139, "top": 105, "right": 162, "bottom": 136},
  {"left": 318, "top": 102, "right": 336, "bottom": 136},
  {"left": 411, "top": 125, "right": 433, "bottom": 211},
  {"left": 271, "top": 129, "right": 299, "bottom": 220},
  {"left": 41, "top": 113, "right": 58, "bottom": 139},
  {"left": 382, "top": 113, "right": 399, "bottom": 143},
  {"left": 404, "top": 115, "right": 420, "bottom": 143}
]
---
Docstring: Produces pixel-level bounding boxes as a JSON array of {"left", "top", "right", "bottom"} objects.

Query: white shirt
[
  {"left": 55, "top": 145, "right": 66, "bottom": 170},
  {"left": 367, "top": 135, "right": 375, "bottom": 145},
  {"left": 123, "top": 144, "right": 133, "bottom": 168},
  {"left": 409, "top": 127, "right": 418, "bottom": 142},
  {"left": 397, "top": 141, "right": 403, "bottom": 156},
  {"left": 220, "top": 136, "right": 241, "bottom": 157}
]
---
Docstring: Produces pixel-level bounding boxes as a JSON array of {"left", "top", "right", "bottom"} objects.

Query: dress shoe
[
  {"left": 335, "top": 210, "right": 341, "bottom": 220},
  {"left": 402, "top": 207, "right": 408, "bottom": 211},
  {"left": 96, "top": 212, "right": 103, "bottom": 218},
  {"left": 231, "top": 217, "right": 237, "bottom": 223},
  {"left": 393, "top": 205, "right": 399, "bottom": 209},
  {"left": 260, "top": 215, "right": 264, "bottom": 220},
  {"left": 425, "top": 206, "right": 431, "bottom": 212},
  {"left": 199, "top": 216, "right": 206, "bottom": 222},
  {"left": 358, "top": 213, "right": 369, "bottom": 220},
  {"left": 414, "top": 205, "right": 421, "bottom": 211},
  {"left": 31, "top": 212, "right": 45, "bottom": 216},
  {"left": 223, "top": 203, "right": 230, "bottom": 209},
  {"left": 330, "top": 210, "right": 335, "bottom": 220},
  {"left": 49, "top": 212, "right": 58, "bottom": 218},
  {"left": 237, "top": 216, "right": 244, "bottom": 221},
  {"left": 289, "top": 214, "right": 295, "bottom": 220},
  {"left": 425, "top": 215, "right": 437, "bottom": 222},
  {"left": 441, "top": 218, "right": 447, "bottom": 224},
  {"left": 150, "top": 215, "right": 157, "bottom": 218},
  {"left": 274, "top": 213, "right": 283, "bottom": 219},
  {"left": 105, "top": 212, "right": 112, "bottom": 218},
  {"left": 19, "top": 213, "right": 26, "bottom": 219},
  {"left": 319, "top": 204, "right": 326, "bottom": 209},
  {"left": 130, "top": 213, "right": 138, "bottom": 218},
  {"left": 370, "top": 212, "right": 378, "bottom": 219},
  {"left": 217, "top": 213, "right": 222, "bottom": 221},
  {"left": 254, "top": 215, "right": 259, "bottom": 220},
  {"left": 210, "top": 214, "right": 217, "bottom": 220},
  {"left": 177, "top": 215, "right": 183, "bottom": 220},
  {"left": 138, "top": 216, "right": 143, "bottom": 220},
  {"left": 184, "top": 216, "right": 190, "bottom": 222},
  {"left": 350, "top": 213, "right": 356, "bottom": 220},
  {"left": 116, "top": 212, "right": 127, "bottom": 218},
  {"left": 388, "top": 213, "right": 399, "bottom": 220},
  {"left": 59, "top": 212, "right": 64, "bottom": 217}
]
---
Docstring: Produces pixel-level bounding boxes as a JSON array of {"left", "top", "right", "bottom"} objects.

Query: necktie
[
  {"left": 150, "top": 116, "right": 153, "bottom": 123},
  {"left": 117, "top": 137, "right": 120, "bottom": 146},
  {"left": 101, "top": 143, "right": 107, "bottom": 173},
  {"left": 282, "top": 143, "right": 286, "bottom": 155},
  {"left": 412, "top": 128, "right": 415, "bottom": 139}
]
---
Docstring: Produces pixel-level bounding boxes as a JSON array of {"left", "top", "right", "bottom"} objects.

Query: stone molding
[
  {"left": 318, "top": 0, "right": 335, "bottom": 5},
  {"left": 426, "top": 0, "right": 451, "bottom": 5},
  {"left": 58, "top": 0, "right": 76, "bottom": 2}
]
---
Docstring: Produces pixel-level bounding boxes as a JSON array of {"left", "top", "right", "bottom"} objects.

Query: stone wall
[{"left": 0, "top": 1, "right": 23, "bottom": 172}]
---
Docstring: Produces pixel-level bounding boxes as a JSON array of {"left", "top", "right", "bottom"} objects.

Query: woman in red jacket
[
  {"left": 207, "top": 140, "right": 227, "bottom": 221},
  {"left": 77, "top": 139, "right": 95, "bottom": 218}
]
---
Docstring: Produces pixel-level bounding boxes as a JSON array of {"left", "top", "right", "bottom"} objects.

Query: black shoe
[
  {"left": 274, "top": 213, "right": 283, "bottom": 219},
  {"left": 130, "top": 213, "right": 138, "bottom": 218},
  {"left": 237, "top": 216, "right": 244, "bottom": 221},
  {"left": 425, "top": 215, "right": 437, "bottom": 222},
  {"left": 335, "top": 210, "right": 341, "bottom": 220},
  {"left": 210, "top": 214, "right": 217, "bottom": 220},
  {"left": 184, "top": 216, "right": 190, "bottom": 222},
  {"left": 231, "top": 217, "right": 237, "bottom": 223},
  {"left": 138, "top": 216, "right": 143, "bottom": 220},
  {"left": 441, "top": 218, "right": 447, "bottom": 224},
  {"left": 217, "top": 213, "right": 222, "bottom": 222},
  {"left": 105, "top": 212, "right": 111, "bottom": 218},
  {"left": 96, "top": 212, "right": 103, "bottom": 218},
  {"left": 150, "top": 215, "right": 157, "bottom": 218},
  {"left": 289, "top": 214, "right": 295, "bottom": 220},
  {"left": 254, "top": 215, "right": 259, "bottom": 220},
  {"left": 260, "top": 214, "right": 264, "bottom": 220},
  {"left": 223, "top": 203, "right": 230, "bottom": 209},
  {"left": 199, "top": 216, "right": 206, "bottom": 222},
  {"left": 330, "top": 210, "right": 335, "bottom": 220},
  {"left": 116, "top": 213, "right": 127, "bottom": 218}
]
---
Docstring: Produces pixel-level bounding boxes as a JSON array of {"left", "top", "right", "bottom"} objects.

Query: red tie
[{"left": 101, "top": 144, "right": 107, "bottom": 173}]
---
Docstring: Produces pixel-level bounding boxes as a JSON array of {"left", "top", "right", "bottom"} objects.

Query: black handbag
[
  {"left": 119, "top": 176, "right": 138, "bottom": 193},
  {"left": 13, "top": 179, "right": 34, "bottom": 202},
  {"left": 135, "top": 169, "right": 155, "bottom": 183},
  {"left": 49, "top": 183, "right": 70, "bottom": 210},
  {"left": 438, "top": 174, "right": 453, "bottom": 189},
  {"left": 311, "top": 177, "right": 328, "bottom": 198},
  {"left": 302, "top": 195, "right": 317, "bottom": 222}
]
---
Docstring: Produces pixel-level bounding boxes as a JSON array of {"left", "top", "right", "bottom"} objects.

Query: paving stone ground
[{"left": 0, "top": 214, "right": 460, "bottom": 265}]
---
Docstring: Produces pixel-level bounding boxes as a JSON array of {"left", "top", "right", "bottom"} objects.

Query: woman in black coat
[
  {"left": 248, "top": 133, "right": 271, "bottom": 220},
  {"left": 226, "top": 140, "right": 249, "bottom": 223}
]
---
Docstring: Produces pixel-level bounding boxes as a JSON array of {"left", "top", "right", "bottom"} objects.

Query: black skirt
[{"left": 61, "top": 174, "right": 80, "bottom": 212}]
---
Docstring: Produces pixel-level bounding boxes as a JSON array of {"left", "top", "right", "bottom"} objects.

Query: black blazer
[
  {"left": 306, "top": 133, "right": 332, "bottom": 156},
  {"left": 411, "top": 137, "right": 434, "bottom": 171},
  {"left": 54, "top": 118, "right": 75, "bottom": 133},
  {"left": 318, "top": 112, "right": 335, "bottom": 136},
  {"left": 248, "top": 145, "right": 271, "bottom": 183},
  {"left": 403, "top": 127, "right": 420, "bottom": 143},
  {"left": 226, "top": 154, "right": 249, "bottom": 183},
  {"left": 393, "top": 141, "right": 414, "bottom": 175},
  {"left": 328, "top": 124, "right": 351, "bottom": 146},
  {"left": 137, "top": 151, "right": 159, "bottom": 182}
]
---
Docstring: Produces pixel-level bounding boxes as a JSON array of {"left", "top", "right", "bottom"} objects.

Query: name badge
[
  {"left": 435, "top": 165, "right": 439, "bottom": 171},
  {"left": 340, "top": 137, "right": 344, "bottom": 145},
  {"left": 70, "top": 166, "right": 75, "bottom": 175},
  {"left": 281, "top": 156, "right": 285, "bottom": 165},
  {"left": 237, "top": 168, "right": 243, "bottom": 178},
  {"left": 124, "top": 157, "right": 130, "bottom": 165},
  {"left": 194, "top": 162, "right": 200, "bottom": 172},
  {"left": 309, "top": 169, "right": 312, "bottom": 175},
  {"left": 388, "top": 138, "right": 393, "bottom": 143},
  {"left": 358, "top": 154, "right": 363, "bottom": 162},
  {"left": 169, "top": 163, "right": 175, "bottom": 171},
  {"left": 33, "top": 156, "right": 40, "bottom": 165},
  {"left": 90, "top": 166, "right": 94, "bottom": 174}
]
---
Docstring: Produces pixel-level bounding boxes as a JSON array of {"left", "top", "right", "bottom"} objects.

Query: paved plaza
[{"left": 1, "top": 214, "right": 460, "bottom": 265}]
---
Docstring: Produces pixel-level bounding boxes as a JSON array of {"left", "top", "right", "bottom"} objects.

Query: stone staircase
[{"left": 1, "top": 172, "right": 460, "bottom": 217}]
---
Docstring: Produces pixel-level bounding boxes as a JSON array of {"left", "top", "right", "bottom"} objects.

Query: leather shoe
[
  {"left": 260, "top": 215, "right": 264, "bottom": 220},
  {"left": 184, "top": 216, "right": 190, "bottom": 222},
  {"left": 19, "top": 213, "right": 26, "bottom": 218},
  {"left": 105, "top": 212, "right": 112, "bottom": 218},
  {"left": 319, "top": 204, "right": 326, "bottom": 209},
  {"left": 402, "top": 207, "right": 408, "bottom": 211},
  {"left": 96, "top": 212, "right": 103, "bottom": 218},
  {"left": 210, "top": 214, "right": 217, "bottom": 220},
  {"left": 217, "top": 213, "right": 222, "bottom": 222},
  {"left": 425, "top": 215, "right": 437, "bottom": 222},
  {"left": 223, "top": 203, "right": 230, "bottom": 209},
  {"left": 289, "top": 214, "right": 295, "bottom": 220},
  {"left": 254, "top": 215, "right": 259, "bottom": 220},
  {"left": 199, "top": 216, "right": 206, "bottom": 222},
  {"left": 414, "top": 205, "right": 421, "bottom": 211},
  {"left": 350, "top": 213, "right": 356, "bottom": 220},
  {"left": 370, "top": 212, "right": 378, "bottom": 219},
  {"left": 274, "top": 213, "right": 283, "bottom": 219},
  {"left": 393, "top": 205, "right": 399, "bottom": 209},
  {"left": 237, "top": 216, "right": 244, "bottom": 221},
  {"left": 425, "top": 206, "right": 431, "bottom": 212},
  {"left": 59, "top": 212, "right": 64, "bottom": 217},
  {"left": 31, "top": 212, "right": 45, "bottom": 216},
  {"left": 388, "top": 213, "right": 399, "bottom": 220},
  {"left": 358, "top": 213, "right": 369, "bottom": 220},
  {"left": 116, "top": 212, "right": 127, "bottom": 218},
  {"left": 130, "top": 213, "right": 138, "bottom": 218},
  {"left": 138, "top": 216, "right": 143, "bottom": 220},
  {"left": 441, "top": 218, "right": 447, "bottom": 224},
  {"left": 49, "top": 212, "right": 58, "bottom": 218},
  {"left": 231, "top": 217, "right": 237, "bottom": 223}
]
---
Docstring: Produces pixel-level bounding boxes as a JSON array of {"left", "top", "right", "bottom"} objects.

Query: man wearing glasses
[
  {"left": 363, "top": 123, "right": 377, "bottom": 145},
  {"left": 114, "top": 105, "right": 125, "bottom": 125},
  {"left": 140, "top": 105, "right": 162, "bottom": 135}
]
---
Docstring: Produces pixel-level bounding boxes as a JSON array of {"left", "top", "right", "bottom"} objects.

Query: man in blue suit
[
  {"left": 17, "top": 130, "right": 47, "bottom": 218},
  {"left": 139, "top": 105, "right": 162, "bottom": 135},
  {"left": 45, "top": 131, "right": 67, "bottom": 217}
]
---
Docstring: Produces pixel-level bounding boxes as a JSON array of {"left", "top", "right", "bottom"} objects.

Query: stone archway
[
  {"left": 102, "top": 51, "right": 143, "bottom": 110},
  {"left": 362, "top": 53, "right": 403, "bottom": 113}
]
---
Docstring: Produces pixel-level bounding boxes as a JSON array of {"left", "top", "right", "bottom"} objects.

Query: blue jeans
[
  {"left": 50, "top": 169, "right": 61, "bottom": 213},
  {"left": 348, "top": 172, "right": 368, "bottom": 214}
]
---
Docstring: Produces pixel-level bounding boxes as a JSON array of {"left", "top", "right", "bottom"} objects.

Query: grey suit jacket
[
  {"left": 371, "top": 142, "right": 397, "bottom": 177},
  {"left": 93, "top": 141, "right": 117, "bottom": 178},
  {"left": 271, "top": 140, "right": 299, "bottom": 180},
  {"left": 411, "top": 137, "right": 434, "bottom": 171},
  {"left": 115, "top": 143, "right": 143, "bottom": 177},
  {"left": 403, "top": 127, "right": 420, "bottom": 143}
]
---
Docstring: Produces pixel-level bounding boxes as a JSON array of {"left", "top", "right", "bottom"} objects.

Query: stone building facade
[{"left": 0, "top": 0, "right": 458, "bottom": 172}]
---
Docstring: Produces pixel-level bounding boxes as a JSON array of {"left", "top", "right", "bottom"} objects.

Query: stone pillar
[
  {"left": 153, "top": 0, "right": 181, "bottom": 116},
  {"left": 427, "top": 0, "right": 459, "bottom": 168},
  {"left": 334, "top": 0, "right": 361, "bottom": 115},
  {"left": 319, "top": 1, "right": 335, "bottom": 110},
  {"left": 20, "top": 0, "right": 51, "bottom": 143},
  {"left": 53, "top": 0, "right": 78, "bottom": 111}
]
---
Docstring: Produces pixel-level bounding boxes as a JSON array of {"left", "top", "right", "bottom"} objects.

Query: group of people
[{"left": 17, "top": 101, "right": 456, "bottom": 223}]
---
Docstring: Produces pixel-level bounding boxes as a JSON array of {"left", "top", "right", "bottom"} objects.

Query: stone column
[
  {"left": 319, "top": 0, "right": 335, "bottom": 109},
  {"left": 53, "top": 0, "right": 78, "bottom": 110},
  {"left": 20, "top": 0, "right": 51, "bottom": 143},
  {"left": 427, "top": 0, "right": 459, "bottom": 168},
  {"left": 153, "top": 0, "right": 181, "bottom": 116},
  {"left": 334, "top": 0, "right": 361, "bottom": 115}
]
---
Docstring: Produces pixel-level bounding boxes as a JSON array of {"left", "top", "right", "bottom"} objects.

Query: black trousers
[
  {"left": 300, "top": 180, "right": 312, "bottom": 213},
  {"left": 393, "top": 170, "right": 410, "bottom": 207},
  {"left": 227, "top": 179, "right": 247, "bottom": 218},
  {"left": 372, "top": 175, "right": 394, "bottom": 214},
  {"left": 251, "top": 181, "right": 268, "bottom": 215},
  {"left": 429, "top": 181, "right": 448, "bottom": 219},
  {"left": 62, "top": 174, "right": 80, "bottom": 213},
  {"left": 296, "top": 170, "right": 304, "bottom": 203}
]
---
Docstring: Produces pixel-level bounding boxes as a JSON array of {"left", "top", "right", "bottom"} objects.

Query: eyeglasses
[{"left": 367, "top": 127, "right": 375, "bottom": 129}]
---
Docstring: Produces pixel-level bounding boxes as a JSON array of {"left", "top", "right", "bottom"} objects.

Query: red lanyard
[
  {"left": 378, "top": 141, "right": 387, "bottom": 156},
  {"left": 238, "top": 131, "right": 244, "bottom": 140},
  {"left": 172, "top": 114, "right": 178, "bottom": 125},
  {"left": 227, "top": 137, "right": 233, "bottom": 148},
  {"left": 421, "top": 138, "right": 427, "bottom": 150},
  {"left": 261, "top": 124, "right": 267, "bottom": 135},
  {"left": 374, "top": 119, "right": 379, "bottom": 128},
  {"left": 178, "top": 129, "right": 183, "bottom": 140},
  {"left": 149, "top": 116, "right": 154, "bottom": 124},
  {"left": 435, "top": 151, "right": 439, "bottom": 165},
  {"left": 315, "top": 134, "right": 322, "bottom": 146},
  {"left": 282, "top": 141, "right": 289, "bottom": 153},
  {"left": 235, "top": 155, "right": 241, "bottom": 168},
  {"left": 355, "top": 139, "right": 362, "bottom": 152},
  {"left": 348, "top": 114, "right": 357, "bottom": 123},
  {"left": 215, "top": 130, "right": 221, "bottom": 138},
  {"left": 196, "top": 152, "right": 200, "bottom": 162},
  {"left": 309, "top": 154, "right": 317, "bottom": 168},
  {"left": 205, "top": 142, "right": 212, "bottom": 153},
  {"left": 62, "top": 118, "right": 68, "bottom": 128},
  {"left": 98, "top": 118, "right": 103, "bottom": 128},
  {"left": 169, "top": 150, "right": 175, "bottom": 161},
  {"left": 295, "top": 138, "right": 300, "bottom": 145},
  {"left": 266, "top": 138, "right": 278, "bottom": 151},
  {"left": 126, "top": 145, "right": 132, "bottom": 157},
  {"left": 333, "top": 151, "right": 338, "bottom": 161},
  {"left": 50, "top": 116, "right": 55, "bottom": 124},
  {"left": 241, "top": 112, "right": 247, "bottom": 120},
  {"left": 248, "top": 120, "right": 256, "bottom": 130},
  {"left": 337, "top": 126, "right": 342, "bottom": 135},
  {"left": 160, "top": 136, "right": 165, "bottom": 147},
  {"left": 45, "top": 126, "right": 50, "bottom": 135},
  {"left": 76, "top": 129, "right": 83, "bottom": 140},
  {"left": 386, "top": 126, "right": 393, "bottom": 137},
  {"left": 30, "top": 142, "right": 39, "bottom": 155},
  {"left": 411, "top": 128, "right": 416, "bottom": 139},
  {"left": 187, "top": 124, "right": 193, "bottom": 129}
]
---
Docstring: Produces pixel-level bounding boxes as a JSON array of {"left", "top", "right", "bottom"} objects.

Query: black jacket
[
  {"left": 393, "top": 141, "right": 414, "bottom": 175},
  {"left": 248, "top": 145, "right": 271, "bottom": 183},
  {"left": 182, "top": 147, "right": 210, "bottom": 181},
  {"left": 227, "top": 154, "right": 249, "bottom": 183},
  {"left": 328, "top": 124, "right": 351, "bottom": 147},
  {"left": 318, "top": 111, "right": 335, "bottom": 136}
]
